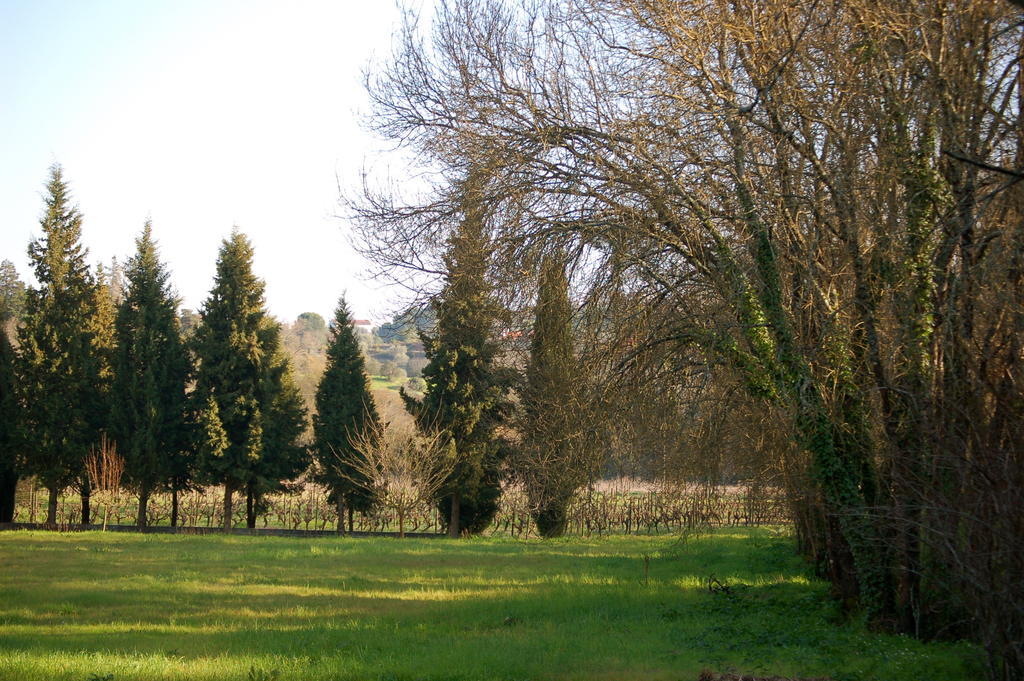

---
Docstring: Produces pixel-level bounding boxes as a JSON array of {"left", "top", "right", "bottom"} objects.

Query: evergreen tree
[
  {"left": 77, "top": 263, "right": 119, "bottom": 524},
  {"left": 111, "top": 222, "right": 191, "bottom": 527},
  {"left": 0, "top": 329, "right": 20, "bottom": 523},
  {"left": 90, "top": 264, "right": 118, "bottom": 407},
  {"left": 401, "top": 184, "right": 512, "bottom": 537},
  {"left": 193, "top": 230, "right": 266, "bottom": 529},
  {"left": 192, "top": 230, "right": 307, "bottom": 529},
  {"left": 245, "top": 318, "right": 308, "bottom": 528},
  {"left": 313, "top": 296, "right": 380, "bottom": 532},
  {"left": 0, "top": 259, "right": 26, "bottom": 329},
  {"left": 0, "top": 264, "right": 24, "bottom": 521},
  {"left": 17, "top": 165, "right": 98, "bottom": 524},
  {"left": 520, "top": 256, "right": 583, "bottom": 537}
]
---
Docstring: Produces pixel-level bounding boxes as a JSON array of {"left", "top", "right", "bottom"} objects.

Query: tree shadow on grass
[{"left": 0, "top": 530, "right": 981, "bottom": 680}]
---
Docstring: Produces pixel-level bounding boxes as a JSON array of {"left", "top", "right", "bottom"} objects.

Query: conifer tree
[
  {"left": 111, "top": 222, "right": 191, "bottom": 527},
  {"left": 0, "top": 329, "right": 20, "bottom": 523},
  {"left": 313, "top": 296, "right": 379, "bottom": 532},
  {"left": 244, "top": 318, "right": 308, "bottom": 528},
  {"left": 193, "top": 230, "right": 307, "bottom": 530},
  {"left": 401, "top": 181, "right": 512, "bottom": 537},
  {"left": 0, "top": 259, "right": 26, "bottom": 333},
  {"left": 0, "top": 264, "right": 23, "bottom": 523},
  {"left": 520, "top": 256, "right": 585, "bottom": 537},
  {"left": 193, "top": 230, "right": 266, "bottom": 529},
  {"left": 77, "top": 263, "right": 118, "bottom": 524},
  {"left": 17, "top": 165, "right": 99, "bottom": 524}
]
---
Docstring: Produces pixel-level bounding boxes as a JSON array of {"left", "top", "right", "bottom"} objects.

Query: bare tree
[
  {"left": 339, "top": 421, "right": 455, "bottom": 537},
  {"left": 83, "top": 433, "right": 124, "bottom": 531},
  {"left": 350, "top": 1, "right": 1022, "bottom": 675}
]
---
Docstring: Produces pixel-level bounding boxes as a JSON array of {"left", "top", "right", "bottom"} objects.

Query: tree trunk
[
  {"left": 223, "top": 482, "right": 233, "bottom": 531},
  {"left": 0, "top": 468, "right": 17, "bottom": 523},
  {"left": 80, "top": 481, "right": 91, "bottom": 526},
  {"left": 336, "top": 496, "right": 346, "bottom": 534},
  {"left": 245, "top": 482, "right": 257, "bottom": 529},
  {"left": 171, "top": 487, "right": 179, "bottom": 527},
  {"left": 137, "top": 484, "right": 149, "bottom": 528},
  {"left": 46, "top": 486, "right": 58, "bottom": 525},
  {"left": 448, "top": 492, "right": 460, "bottom": 538},
  {"left": 399, "top": 508, "right": 405, "bottom": 538}
]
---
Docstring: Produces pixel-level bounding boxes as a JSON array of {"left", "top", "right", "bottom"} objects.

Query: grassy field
[
  {"left": 0, "top": 528, "right": 979, "bottom": 681},
  {"left": 370, "top": 375, "right": 413, "bottom": 392}
]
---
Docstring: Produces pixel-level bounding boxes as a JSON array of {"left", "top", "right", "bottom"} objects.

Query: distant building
[{"left": 352, "top": 319, "right": 373, "bottom": 334}]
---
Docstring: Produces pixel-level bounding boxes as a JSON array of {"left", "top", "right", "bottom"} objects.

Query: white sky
[{"left": 0, "top": 0, "right": 419, "bottom": 323}]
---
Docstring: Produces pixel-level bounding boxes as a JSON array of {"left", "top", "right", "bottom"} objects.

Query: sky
[{"left": 0, "top": 0, "right": 419, "bottom": 324}]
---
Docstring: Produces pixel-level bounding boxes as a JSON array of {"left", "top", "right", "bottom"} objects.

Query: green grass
[
  {"left": 0, "top": 528, "right": 980, "bottom": 681},
  {"left": 370, "top": 375, "right": 408, "bottom": 391}
]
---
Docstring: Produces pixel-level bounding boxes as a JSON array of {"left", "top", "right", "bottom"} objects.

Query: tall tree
[
  {"left": 401, "top": 179, "right": 512, "bottom": 537},
  {"left": 17, "top": 165, "right": 98, "bottom": 524},
  {"left": 193, "top": 230, "right": 307, "bottom": 530},
  {"left": 312, "top": 296, "right": 380, "bottom": 532},
  {"left": 519, "top": 256, "right": 590, "bottom": 537},
  {"left": 192, "top": 230, "right": 266, "bottom": 530},
  {"left": 76, "top": 262, "right": 119, "bottom": 525},
  {"left": 244, "top": 317, "right": 308, "bottom": 528},
  {"left": 0, "top": 262, "right": 24, "bottom": 522},
  {"left": 0, "top": 329, "right": 20, "bottom": 523},
  {"left": 111, "top": 222, "right": 191, "bottom": 527}
]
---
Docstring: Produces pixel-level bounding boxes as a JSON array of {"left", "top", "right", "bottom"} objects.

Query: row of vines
[{"left": 11, "top": 479, "right": 788, "bottom": 537}]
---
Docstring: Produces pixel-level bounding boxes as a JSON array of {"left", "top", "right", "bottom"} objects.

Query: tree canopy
[
  {"left": 312, "top": 296, "right": 380, "bottom": 531},
  {"left": 192, "top": 229, "right": 307, "bottom": 529},
  {"left": 401, "top": 178, "right": 513, "bottom": 537},
  {"left": 16, "top": 165, "right": 99, "bottom": 523},
  {"left": 111, "top": 222, "right": 191, "bottom": 527}
]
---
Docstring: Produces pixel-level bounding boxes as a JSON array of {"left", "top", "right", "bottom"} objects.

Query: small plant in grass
[
  {"left": 247, "top": 666, "right": 279, "bottom": 681},
  {"left": 83, "top": 433, "right": 124, "bottom": 531},
  {"left": 86, "top": 673, "right": 114, "bottom": 681}
]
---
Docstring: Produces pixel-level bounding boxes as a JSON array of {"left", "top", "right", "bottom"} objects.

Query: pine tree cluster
[
  {"left": 0, "top": 166, "right": 329, "bottom": 528},
  {"left": 2, "top": 165, "right": 587, "bottom": 538}
]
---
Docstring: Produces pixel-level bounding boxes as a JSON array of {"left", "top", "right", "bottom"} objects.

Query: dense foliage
[
  {"left": 519, "top": 256, "right": 586, "bottom": 537},
  {"left": 16, "top": 166, "right": 100, "bottom": 524},
  {"left": 192, "top": 230, "right": 307, "bottom": 529},
  {"left": 0, "top": 330, "right": 19, "bottom": 522},
  {"left": 312, "top": 297, "right": 379, "bottom": 531},
  {"left": 111, "top": 223, "right": 191, "bottom": 527},
  {"left": 401, "top": 192, "right": 513, "bottom": 537}
]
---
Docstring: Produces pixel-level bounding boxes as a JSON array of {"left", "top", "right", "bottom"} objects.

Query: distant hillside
[{"left": 276, "top": 308, "right": 429, "bottom": 423}]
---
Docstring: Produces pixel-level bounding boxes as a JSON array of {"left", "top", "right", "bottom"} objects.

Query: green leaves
[
  {"left": 192, "top": 231, "right": 307, "bottom": 501},
  {"left": 111, "top": 221, "right": 191, "bottom": 519},
  {"left": 17, "top": 165, "right": 100, "bottom": 494},
  {"left": 405, "top": 196, "right": 512, "bottom": 535},
  {"left": 312, "top": 296, "right": 379, "bottom": 515}
]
